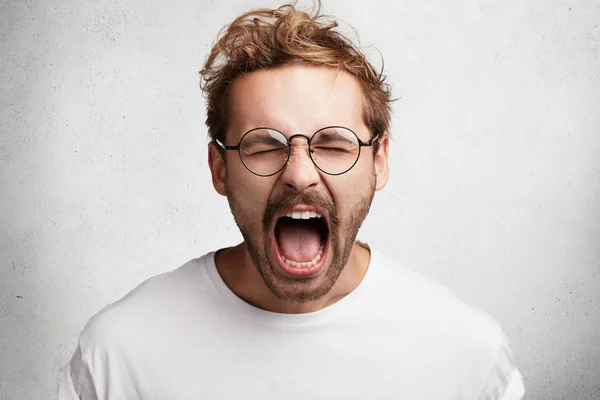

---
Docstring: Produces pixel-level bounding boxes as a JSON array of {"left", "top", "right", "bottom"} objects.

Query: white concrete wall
[{"left": 1, "top": 0, "right": 598, "bottom": 398}]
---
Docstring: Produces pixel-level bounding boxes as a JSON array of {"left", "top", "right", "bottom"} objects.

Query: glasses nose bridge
[
  {"left": 285, "top": 133, "right": 315, "bottom": 166},
  {"left": 287, "top": 133, "right": 313, "bottom": 156},
  {"left": 287, "top": 133, "right": 312, "bottom": 148}
]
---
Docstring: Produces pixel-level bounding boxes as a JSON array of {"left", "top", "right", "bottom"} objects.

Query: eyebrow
[
  {"left": 314, "top": 128, "right": 355, "bottom": 143},
  {"left": 315, "top": 135, "right": 348, "bottom": 145},
  {"left": 242, "top": 133, "right": 286, "bottom": 147},
  {"left": 239, "top": 126, "right": 357, "bottom": 146}
]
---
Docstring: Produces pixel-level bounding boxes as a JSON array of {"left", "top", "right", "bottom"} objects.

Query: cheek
[
  {"left": 322, "top": 164, "right": 375, "bottom": 220},
  {"left": 226, "top": 171, "right": 273, "bottom": 213},
  {"left": 323, "top": 176, "right": 362, "bottom": 208},
  {"left": 331, "top": 161, "right": 374, "bottom": 195}
]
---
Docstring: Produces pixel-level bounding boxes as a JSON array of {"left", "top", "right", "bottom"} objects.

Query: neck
[{"left": 215, "top": 241, "right": 371, "bottom": 314}]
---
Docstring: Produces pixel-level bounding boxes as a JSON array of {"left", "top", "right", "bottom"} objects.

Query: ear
[
  {"left": 208, "top": 141, "right": 227, "bottom": 196},
  {"left": 374, "top": 134, "right": 389, "bottom": 191}
]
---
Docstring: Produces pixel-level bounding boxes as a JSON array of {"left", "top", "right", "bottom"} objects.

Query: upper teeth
[{"left": 286, "top": 211, "right": 323, "bottom": 220}]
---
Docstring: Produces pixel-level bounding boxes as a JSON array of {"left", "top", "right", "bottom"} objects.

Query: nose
[{"left": 279, "top": 136, "right": 320, "bottom": 192}]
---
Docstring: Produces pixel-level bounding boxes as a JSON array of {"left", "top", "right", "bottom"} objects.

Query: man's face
[{"left": 209, "top": 64, "right": 389, "bottom": 304}]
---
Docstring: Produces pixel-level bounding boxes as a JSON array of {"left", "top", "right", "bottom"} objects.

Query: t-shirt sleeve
[
  {"left": 478, "top": 332, "right": 525, "bottom": 400},
  {"left": 57, "top": 345, "right": 98, "bottom": 400}
]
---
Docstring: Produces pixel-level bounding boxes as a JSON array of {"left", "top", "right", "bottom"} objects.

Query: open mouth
[{"left": 272, "top": 209, "right": 330, "bottom": 277}]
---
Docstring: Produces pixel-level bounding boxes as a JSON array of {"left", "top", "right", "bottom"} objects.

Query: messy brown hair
[{"left": 199, "top": 1, "right": 392, "bottom": 144}]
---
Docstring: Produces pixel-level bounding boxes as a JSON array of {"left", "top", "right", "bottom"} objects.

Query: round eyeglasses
[{"left": 215, "top": 126, "right": 380, "bottom": 177}]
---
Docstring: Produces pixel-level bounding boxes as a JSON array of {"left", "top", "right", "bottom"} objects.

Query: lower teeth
[{"left": 282, "top": 245, "right": 324, "bottom": 268}]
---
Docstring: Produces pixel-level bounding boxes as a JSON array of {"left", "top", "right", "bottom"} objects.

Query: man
[{"left": 59, "top": 2, "right": 525, "bottom": 399}]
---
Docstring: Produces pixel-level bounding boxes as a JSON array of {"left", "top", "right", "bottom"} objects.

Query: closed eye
[
  {"left": 246, "top": 148, "right": 287, "bottom": 156},
  {"left": 313, "top": 146, "right": 353, "bottom": 153}
]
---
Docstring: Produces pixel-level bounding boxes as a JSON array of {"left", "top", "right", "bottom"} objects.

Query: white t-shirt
[{"left": 58, "top": 249, "right": 525, "bottom": 399}]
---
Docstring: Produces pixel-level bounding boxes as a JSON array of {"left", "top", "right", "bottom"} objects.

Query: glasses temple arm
[
  {"left": 214, "top": 138, "right": 239, "bottom": 151},
  {"left": 360, "top": 133, "right": 381, "bottom": 146}
]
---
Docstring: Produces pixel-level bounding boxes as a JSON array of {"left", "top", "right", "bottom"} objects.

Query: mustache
[{"left": 263, "top": 191, "right": 337, "bottom": 230}]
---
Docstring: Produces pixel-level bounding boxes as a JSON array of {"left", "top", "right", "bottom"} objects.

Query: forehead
[{"left": 226, "top": 64, "right": 366, "bottom": 140}]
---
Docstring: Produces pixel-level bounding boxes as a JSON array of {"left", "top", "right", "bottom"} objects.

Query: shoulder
[
  {"left": 77, "top": 254, "right": 211, "bottom": 353},
  {"left": 368, "top": 250, "right": 504, "bottom": 356},
  {"left": 371, "top": 251, "right": 498, "bottom": 322},
  {"left": 366, "top": 251, "right": 525, "bottom": 397},
  {"left": 62, "top": 254, "right": 218, "bottom": 397}
]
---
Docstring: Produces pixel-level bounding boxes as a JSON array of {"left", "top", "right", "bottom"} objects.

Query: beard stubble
[{"left": 225, "top": 174, "right": 376, "bottom": 304}]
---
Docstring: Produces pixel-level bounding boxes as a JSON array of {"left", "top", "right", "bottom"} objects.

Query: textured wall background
[{"left": 1, "top": 0, "right": 599, "bottom": 399}]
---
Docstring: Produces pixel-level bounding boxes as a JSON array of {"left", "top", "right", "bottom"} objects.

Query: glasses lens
[
  {"left": 240, "top": 129, "right": 289, "bottom": 176},
  {"left": 310, "top": 127, "right": 360, "bottom": 174}
]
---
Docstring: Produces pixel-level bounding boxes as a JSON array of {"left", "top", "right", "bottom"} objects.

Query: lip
[
  {"left": 269, "top": 204, "right": 331, "bottom": 278},
  {"left": 273, "top": 204, "right": 330, "bottom": 219}
]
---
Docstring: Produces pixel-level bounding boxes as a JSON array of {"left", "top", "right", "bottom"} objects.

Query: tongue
[{"left": 276, "top": 219, "right": 322, "bottom": 262}]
